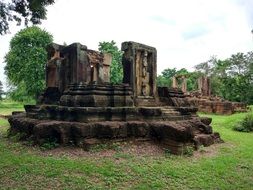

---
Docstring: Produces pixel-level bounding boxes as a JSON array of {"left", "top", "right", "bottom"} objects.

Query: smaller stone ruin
[
  {"left": 172, "top": 75, "right": 188, "bottom": 93},
  {"left": 8, "top": 41, "right": 222, "bottom": 154},
  {"left": 171, "top": 75, "right": 248, "bottom": 114}
]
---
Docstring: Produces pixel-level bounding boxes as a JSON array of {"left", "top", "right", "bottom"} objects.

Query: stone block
[
  {"left": 127, "top": 121, "right": 150, "bottom": 137},
  {"left": 200, "top": 117, "right": 212, "bottom": 125}
]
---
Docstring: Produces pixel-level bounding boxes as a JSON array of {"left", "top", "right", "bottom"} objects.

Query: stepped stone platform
[
  {"left": 8, "top": 41, "right": 222, "bottom": 154},
  {"left": 8, "top": 113, "right": 221, "bottom": 154}
]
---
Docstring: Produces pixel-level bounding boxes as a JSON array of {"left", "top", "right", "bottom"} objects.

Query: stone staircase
[
  {"left": 160, "top": 106, "right": 191, "bottom": 121},
  {"left": 25, "top": 105, "right": 40, "bottom": 118}
]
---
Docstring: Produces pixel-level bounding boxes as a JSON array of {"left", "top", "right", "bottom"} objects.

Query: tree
[
  {"left": 161, "top": 68, "right": 177, "bottom": 79},
  {"left": 6, "top": 81, "right": 34, "bottom": 102},
  {"left": 0, "top": 0, "right": 54, "bottom": 35},
  {"left": 98, "top": 41, "right": 123, "bottom": 84},
  {"left": 186, "top": 71, "right": 203, "bottom": 91},
  {"left": 0, "top": 81, "right": 4, "bottom": 100},
  {"left": 4, "top": 26, "right": 53, "bottom": 99},
  {"left": 194, "top": 56, "right": 217, "bottom": 76},
  {"left": 157, "top": 68, "right": 177, "bottom": 87},
  {"left": 220, "top": 52, "right": 253, "bottom": 103}
]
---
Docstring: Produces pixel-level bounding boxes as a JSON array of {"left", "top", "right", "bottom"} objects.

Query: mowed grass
[
  {"left": 0, "top": 102, "right": 252, "bottom": 189},
  {"left": 0, "top": 100, "right": 25, "bottom": 115}
]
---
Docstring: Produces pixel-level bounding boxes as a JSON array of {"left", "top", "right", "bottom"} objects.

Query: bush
[
  {"left": 40, "top": 139, "right": 59, "bottom": 150},
  {"left": 233, "top": 114, "right": 253, "bottom": 132},
  {"left": 183, "top": 146, "right": 194, "bottom": 156}
]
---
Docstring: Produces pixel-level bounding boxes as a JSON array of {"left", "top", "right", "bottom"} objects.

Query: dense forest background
[{"left": 157, "top": 52, "right": 253, "bottom": 104}]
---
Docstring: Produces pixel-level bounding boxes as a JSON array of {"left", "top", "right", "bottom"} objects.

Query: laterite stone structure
[
  {"left": 8, "top": 41, "right": 222, "bottom": 154},
  {"left": 188, "top": 76, "right": 248, "bottom": 114},
  {"left": 170, "top": 74, "right": 247, "bottom": 115}
]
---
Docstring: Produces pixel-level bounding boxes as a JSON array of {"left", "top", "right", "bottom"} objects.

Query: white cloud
[{"left": 0, "top": 0, "right": 252, "bottom": 91}]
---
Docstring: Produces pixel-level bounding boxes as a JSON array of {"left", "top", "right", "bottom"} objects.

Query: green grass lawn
[
  {"left": 0, "top": 103, "right": 252, "bottom": 190},
  {"left": 0, "top": 100, "right": 25, "bottom": 115}
]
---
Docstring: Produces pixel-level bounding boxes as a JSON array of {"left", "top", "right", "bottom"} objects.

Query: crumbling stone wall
[
  {"left": 187, "top": 76, "right": 247, "bottom": 114},
  {"left": 172, "top": 75, "right": 187, "bottom": 93},
  {"left": 39, "top": 43, "right": 113, "bottom": 105}
]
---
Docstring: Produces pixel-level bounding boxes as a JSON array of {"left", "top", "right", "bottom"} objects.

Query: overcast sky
[{"left": 0, "top": 0, "right": 253, "bottom": 90}]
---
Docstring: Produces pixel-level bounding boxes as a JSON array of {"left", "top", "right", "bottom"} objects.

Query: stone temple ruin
[
  {"left": 188, "top": 76, "right": 247, "bottom": 114},
  {"left": 8, "top": 41, "right": 222, "bottom": 154},
  {"left": 168, "top": 74, "right": 247, "bottom": 115}
]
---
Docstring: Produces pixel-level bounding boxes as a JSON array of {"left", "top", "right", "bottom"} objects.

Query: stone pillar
[
  {"left": 87, "top": 49, "right": 107, "bottom": 84},
  {"left": 91, "top": 64, "right": 98, "bottom": 82},
  {"left": 172, "top": 76, "right": 178, "bottom": 88},
  {"left": 181, "top": 76, "right": 187, "bottom": 93},
  {"left": 197, "top": 77, "right": 202, "bottom": 93},
  {"left": 102, "top": 53, "right": 112, "bottom": 83},
  {"left": 46, "top": 43, "right": 65, "bottom": 90},
  {"left": 206, "top": 77, "right": 211, "bottom": 96},
  {"left": 197, "top": 76, "right": 211, "bottom": 96},
  {"left": 122, "top": 41, "right": 157, "bottom": 106},
  {"left": 61, "top": 43, "right": 89, "bottom": 85}
]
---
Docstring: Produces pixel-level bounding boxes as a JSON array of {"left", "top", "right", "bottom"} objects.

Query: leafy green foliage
[
  {"left": 90, "top": 142, "right": 122, "bottom": 152},
  {"left": 157, "top": 68, "right": 177, "bottom": 87},
  {"left": 183, "top": 146, "right": 194, "bottom": 156},
  {"left": 0, "top": 0, "right": 55, "bottom": 35},
  {"left": 4, "top": 26, "right": 53, "bottom": 100},
  {"left": 234, "top": 113, "right": 253, "bottom": 132},
  {"left": 98, "top": 41, "right": 123, "bottom": 84},
  {"left": 6, "top": 81, "right": 34, "bottom": 102},
  {"left": 40, "top": 138, "right": 59, "bottom": 150},
  {"left": 9, "top": 132, "right": 27, "bottom": 142}
]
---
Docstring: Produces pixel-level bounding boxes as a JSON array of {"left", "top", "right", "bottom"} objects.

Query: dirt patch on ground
[
  {"left": 38, "top": 140, "right": 165, "bottom": 159},
  {"left": 1, "top": 129, "right": 227, "bottom": 161},
  {"left": 0, "top": 114, "right": 10, "bottom": 119},
  {"left": 36, "top": 139, "right": 226, "bottom": 160},
  {"left": 193, "top": 142, "right": 235, "bottom": 159}
]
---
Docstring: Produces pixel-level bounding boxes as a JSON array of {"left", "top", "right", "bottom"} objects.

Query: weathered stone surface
[
  {"left": 90, "top": 122, "right": 126, "bottom": 138},
  {"left": 161, "top": 139, "right": 194, "bottom": 155},
  {"left": 40, "top": 42, "right": 114, "bottom": 105},
  {"left": 102, "top": 53, "right": 112, "bottom": 83},
  {"left": 8, "top": 116, "right": 43, "bottom": 138},
  {"left": 188, "top": 98, "right": 234, "bottom": 115},
  {"left": 34, "top": 121, "right": 72, "bottom": 144},
  {"left": 122, "top": 41, "right": 158, "bottom": 106},
  {"left": 198, "top": 76, "right": 211, "bottom": 96},
  {"left": 193, "top": 134, "right": 214, "bottom": 147},
  {"left": 150, "top": 121, "right": 194, "bottom": 142},
  {"left": 200, "top": 117, "right": 212, "bottom": 125},
  {"left": 232, "top": 102, "right": 248, "bottom": 113},
  {"left": 127, "top": 121, "right": 150, "bottom": 137},
  {"left": 186, "top": 76, "right": 247, "bottom": 115},
  {"left": 60, "top": 84, "right": 134, "bottom": 107},
  {"left": 24, "top": 104, "right": 198, "bottom": 123},
  {"left": 188, "top": 118, "right": 213, "bottom": 134},
  {"left": 38, "top": 87, "right": 61, "bottom": 104},
  {"left": 8, "top": 114, "right": 220, "bottom": 153},
  {"left": 211, "top": 132, "right": 223, "bottom": 143},
  {"left": 46, "top": 43, "right": 65, "bottom": 92},
  {"left": 158, "top": 87, "right": 193, "bottom": 107}
]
